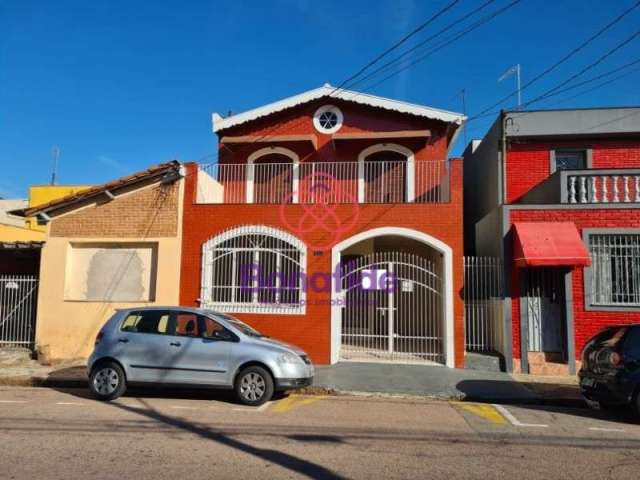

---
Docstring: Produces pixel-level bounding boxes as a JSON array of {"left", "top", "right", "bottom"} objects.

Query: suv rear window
[
  {"left": 121, "top": 311, "right": 170, "bottom": 334},
  {"left": 589, "top": 326, "right": 628, "bottom": 348},
  {"left": 622, "top": 326, "right": 640, "bottom": 358}
]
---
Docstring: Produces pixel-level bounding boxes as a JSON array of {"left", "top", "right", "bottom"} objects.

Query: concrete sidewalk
[
  {"left": 0, "top": 359, "right": 582, "bottom": 406},
  {"left": 313, "top": 362, "right": 583, "bottom": 406}
]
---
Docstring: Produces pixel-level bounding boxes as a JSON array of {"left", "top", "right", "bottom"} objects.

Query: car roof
[{"left": 116, "top": 306, "right": 211, "bottom": 314}]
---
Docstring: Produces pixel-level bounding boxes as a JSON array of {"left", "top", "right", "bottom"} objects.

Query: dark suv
[{"left": 579, "top": 324, "right": 640, "bottom": 415}]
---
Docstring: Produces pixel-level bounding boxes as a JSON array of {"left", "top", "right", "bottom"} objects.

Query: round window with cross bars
[{"left": 313, "top": 105, "right": 343, "bottom": 134}]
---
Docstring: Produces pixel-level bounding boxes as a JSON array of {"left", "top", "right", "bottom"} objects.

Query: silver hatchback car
[{"left": 88, "top": 307, "right": 314, "bottom": 406}]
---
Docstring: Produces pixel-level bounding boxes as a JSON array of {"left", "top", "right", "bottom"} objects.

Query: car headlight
[{"left": 277, "top": 352, "right": 303, "bottom": 365}]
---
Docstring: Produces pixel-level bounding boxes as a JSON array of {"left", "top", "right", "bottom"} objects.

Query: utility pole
[{"left": 50, "top": 146, "right": 60, "bottom": 185}]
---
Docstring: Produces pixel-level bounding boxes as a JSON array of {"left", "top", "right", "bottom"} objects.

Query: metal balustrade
[{"left": 197, "top": 160, "right": 449, "bottom": 204}]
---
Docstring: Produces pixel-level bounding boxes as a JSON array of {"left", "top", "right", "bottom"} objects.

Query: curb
[
  {"left": 0, "top": 376, "right": 587, "bottom": 409},
  {"left": 0, "top": 377, "right": 87, "bottom": 389},
  {"left": 460, "top": 395, "right": 586, "bottom": 409}
]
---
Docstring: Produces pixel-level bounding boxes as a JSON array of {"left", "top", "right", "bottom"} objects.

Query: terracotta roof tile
[{"left": 15, "top": 160, "right": 181, "bottom": 217}]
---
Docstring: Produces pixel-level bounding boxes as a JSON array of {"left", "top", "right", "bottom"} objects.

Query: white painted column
[
  {"left": 246, "top": 163, "right": 255, "bottom": 204},
  {"left": 406, "top": 159, "right": 415, "bottom": 202},
  {"left": 292, "top": 162, "right": 300, "bottom": 204},
  {"left": 357, "top": 160, "right": 365, "bottom": 203}
]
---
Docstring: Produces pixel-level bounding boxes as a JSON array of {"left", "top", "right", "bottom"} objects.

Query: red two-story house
[
  {"left": 464, "top": 107, "right": 640, "bottom": 375},
  {"left": 180, "top": 84, "right": 466, "bottom": 368}
]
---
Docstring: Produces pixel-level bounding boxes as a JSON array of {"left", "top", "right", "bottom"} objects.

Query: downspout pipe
[{"left": 500, "top": 110, "right": 508, "bottom": 204}]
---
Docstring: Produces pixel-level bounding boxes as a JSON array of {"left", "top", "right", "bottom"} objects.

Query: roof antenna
[{"left": 50, "top": 145, "right": 60, "bottom": 185}]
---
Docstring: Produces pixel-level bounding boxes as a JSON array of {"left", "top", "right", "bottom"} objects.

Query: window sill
[
  {"left": 584, "top": 303, "right": 640, "bottom": 312},
  {"left": 201, "top": 302, "right": 306, "bottom": 315}
]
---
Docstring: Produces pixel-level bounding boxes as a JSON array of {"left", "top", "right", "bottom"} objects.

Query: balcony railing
[
  {"left": 520, "top": 168, "right": 640, "bottom": 205},
  {"left": 566, "top": 170, "right": 640, "bottom": 204},
  {"left": 197, "top": 160, "right": 449, "bottom": 204}
]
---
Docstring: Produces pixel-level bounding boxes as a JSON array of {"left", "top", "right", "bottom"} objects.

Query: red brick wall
[
  {"left": 180, "top": 101, "right": 464, "bottom": 366},
  {"left": 181, "top": 161, "right": 464, "bottom": 366},
  {"left": 509, "top": 208, "right": 640, "bottom": 360},
  {"left": 506, "top": 139, "right": 640, "bottom": 203}
]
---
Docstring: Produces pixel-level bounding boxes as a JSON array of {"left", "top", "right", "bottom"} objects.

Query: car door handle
[
  {"left": 170, "top": 341, "right": 181, "bottom": 347},
  {"left": 118, "top": 338, "right": 129, "bottom": 343}
]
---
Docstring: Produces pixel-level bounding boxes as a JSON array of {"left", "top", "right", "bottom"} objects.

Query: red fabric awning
[{"left": 513, "top": 222, "right": 591, "bottom": 268}]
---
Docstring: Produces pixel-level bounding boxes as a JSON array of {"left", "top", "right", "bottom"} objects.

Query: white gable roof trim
[{"left": 212, "top": 84, "right": 466, "bottom": 133}]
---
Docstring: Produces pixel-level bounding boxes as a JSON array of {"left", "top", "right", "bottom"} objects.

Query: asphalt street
[{"left": 0, "top": 385, "right": 639, "bottom": 479}]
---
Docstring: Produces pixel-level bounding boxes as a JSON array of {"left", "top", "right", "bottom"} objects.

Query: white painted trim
[
  {"left": 312, "top": 104, "right": 343, "bottom": 134},
  {"left": 246, "top": 147, "right": 300, "bottom": 204},
  {"left": 357, "top": 144, "right": 415, "bottom": 203},
  {"left": 330, "top": 227, "right": 455, "bottom": 367},
  {"left": 201, "top": 224, "right": 307, "bottom": 314},
  {"left": 212, "top": 84, "right": 466, "bottom": 132}
]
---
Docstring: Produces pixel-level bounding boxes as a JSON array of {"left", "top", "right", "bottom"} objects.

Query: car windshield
[{"left": 207, "top": 312, "right": 263, "bottom": 338}]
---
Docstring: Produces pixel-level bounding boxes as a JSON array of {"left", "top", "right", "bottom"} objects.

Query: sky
[{"left": 1, "top": 0, "right": 639, "bottom": 198}]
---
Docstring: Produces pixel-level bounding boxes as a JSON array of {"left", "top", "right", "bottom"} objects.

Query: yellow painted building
[
  {"left": 0, "top": 185, "right": 90, "bottom": 242},
  {"left": 24, "top": 185, "right": 90, "bottom": 232}
]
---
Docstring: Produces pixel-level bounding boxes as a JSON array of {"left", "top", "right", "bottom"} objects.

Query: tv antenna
[{"left": 50, "top": 146, "right": 60, "bottom": 185}]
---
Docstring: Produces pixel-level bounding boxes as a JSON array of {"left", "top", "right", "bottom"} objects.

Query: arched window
[
  {"left": 358, "top": 144, "right": 415, "bottom": 203},
  {"left": 201, "top": 225, "right": 306, "bottom": 314},
  {"left": 253, "top": 153, "right": 294, "bottom": 204},
  {"left": 247, "top": 147, "right": 300, "bottom": 204}
]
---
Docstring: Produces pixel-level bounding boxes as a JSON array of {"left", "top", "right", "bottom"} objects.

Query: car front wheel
[
  {"left": 89, "top": 361, "right": 127, "bottom": 401},
  {"left": 235, "top": 366, "right": 274, "bottom": 406}
]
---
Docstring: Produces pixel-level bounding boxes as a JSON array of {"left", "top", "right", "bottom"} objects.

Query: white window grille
[
  {"left": 201, "top": 225, "right": 306, "bottom": 314},
  {"left": 589, "top": 233, "right": 640, "bottom": 307}
]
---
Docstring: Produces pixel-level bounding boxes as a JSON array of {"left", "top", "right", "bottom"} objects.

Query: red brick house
[
  {"left": 464, "top": 107, "right": 640, "bottom": 375},
  {"left": 180, "top": 84, "right": 466, "bottom": 367}
]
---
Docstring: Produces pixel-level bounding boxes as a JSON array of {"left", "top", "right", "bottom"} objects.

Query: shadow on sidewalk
[{"left": 456, "top": 379, "right": 640, "bottom": 425}]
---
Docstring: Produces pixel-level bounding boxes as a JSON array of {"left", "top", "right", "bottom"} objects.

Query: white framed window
[
  {"left": 201, "top": 225, "right": 306, "bottom": 314},
  {"left": 313, "top": 105, "right": 343, "bottom": 134},
  {"left": 585, "top": 231, "right": 640, "bottom": 309}
]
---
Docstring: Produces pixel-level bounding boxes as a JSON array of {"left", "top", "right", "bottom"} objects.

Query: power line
[
  {"left": 466, "top": 28, "right": 640, "bottom": 123},
  {"left": 342, "top": 0, "right": 498, "bottom": 91},
  {"left": 529, "top": 56, "right": 640, "bottom": 106},
  {"left": 358, "top": 0, "right": 523, "bottom": 93},
  {"left": 470, "top": 0, "right": 640, "bottom": 118},
  {"left": 461, "top": 56, "right": 640, "bottom": 136},
  {"left": 331, "top": 0, "right": 461, "bottom": 94},
  {"left": 542, "top": 64, "right": 640, "bottom": 108},
  {"left": 523, "top": 29, "right": 640, "bottom": 107},
  {"left": 206, "top": 1, "right": 519, "bottom": 166},
  {"left": 215, "top": 1, "right": 472, "bottom": 161}
]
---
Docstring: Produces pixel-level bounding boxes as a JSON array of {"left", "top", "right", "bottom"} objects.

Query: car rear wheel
[
  {"left": 235, "top": 366, "right": 274, "bottom": 406},
  {"left": 89, "top": 361, "right": 126, "bottom": 401}
]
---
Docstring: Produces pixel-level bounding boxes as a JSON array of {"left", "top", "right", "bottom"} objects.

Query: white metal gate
[
  {"left": 464, "top": 256, "right": 504, "bottom": 352},
  {"left": 340, "top": 252, "right": 444, "bottom": 364},
  {"left": 0, "top": 276, "right": 38, "bottom": 349}
]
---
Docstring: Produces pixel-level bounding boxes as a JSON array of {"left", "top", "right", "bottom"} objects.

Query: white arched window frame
[
  {"left": 246, "top": 147, "right": 300, "bottom": 204},
  {"left": 201, "top": 225, "right": 307, "bottom": 314},
  {"left": 357, "top": 143, "right": 415, "bottom": 203}
]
